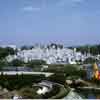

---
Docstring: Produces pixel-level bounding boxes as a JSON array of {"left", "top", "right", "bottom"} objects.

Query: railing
[{"left": 0, "top": 71, "right": 54, "bottom": 77}]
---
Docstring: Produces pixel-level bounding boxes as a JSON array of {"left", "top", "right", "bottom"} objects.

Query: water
[
  {"left": 63, "top": 88, "right": 100, "bottom": 99},
  {"left": 75, "top": 90, "right": 100, "bottom": 99},
  {"left": 63, "top": 89, "right": 83, "bottom": 99}
]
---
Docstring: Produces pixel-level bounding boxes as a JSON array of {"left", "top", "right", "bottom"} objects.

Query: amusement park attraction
[{"left": 93, "top": 63, "right": 100, "bottom": 80}]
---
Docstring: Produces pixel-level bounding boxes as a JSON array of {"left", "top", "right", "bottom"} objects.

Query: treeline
[
  {"left": 0, "top": 47, "right": 17, "bottom": 60},
  {"left": 20, "top": 43, "right": 64, "bottom": 50},
  {"left": 69, "top": 44, "right": 100, "bottom": 55},
  {"left": 0, "top": 47, "right": 17, "bottom": 69},
  {"left": 0, "top": 74, "right": 45, "bottom": 90},
  {"left": 7, "top": 59, "right": 46, "bottom": 67},
  {"left": 0, "top": 59, "right": 47, "bottom": 71},
  {"left": 0, "top": 46, "right": 47, "bottom": 68}
]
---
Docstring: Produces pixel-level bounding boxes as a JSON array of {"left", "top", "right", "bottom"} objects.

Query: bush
[
  {"left": 0, "top": 47, "right": 16, "bottom": 60},
  {"left": 0, "top": 60, "right": 8, "bottom": 70},
  {"left": 0, "top": 74, "right": 46, "bottom": 90},
  {"left": 63, "top": 65, "right": 79, "bottom": 75},
  {"left": 27, "top": 60, "right": 46, "bottom": 68},
  {"left": 45, "top": 64, "right": 64, "bottom": 73},
  {"left": 48, "top": 73, "right": 66, "bottom": 84},
  {"left": 83, "top": 57, "right": 96, "bottom": 64},
  {"left": 19, "top": 87, "right": 37, "bottom": 99},
  {"left": 9, "top": 59, "right": 24, "bottom": 66},
  {"left": 50, "top": 85, "right": 69, "bottom": 99}
]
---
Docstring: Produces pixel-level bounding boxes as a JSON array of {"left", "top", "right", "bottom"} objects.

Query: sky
[{"left": 0, "top": 0, "right": 100, "bottom": 46}]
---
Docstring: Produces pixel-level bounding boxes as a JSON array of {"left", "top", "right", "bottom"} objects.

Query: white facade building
[{"left": 6, "top": 46, "right": 87, "bottom": 64}]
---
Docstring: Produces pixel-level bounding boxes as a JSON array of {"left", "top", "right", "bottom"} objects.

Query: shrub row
[{"left": 0, "top": 74, "right": 46, "bottom": 90}]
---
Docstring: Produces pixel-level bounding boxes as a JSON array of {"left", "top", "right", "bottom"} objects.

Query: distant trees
[
  {"left": 89, "top": 45, "right": 99, "bottom": 55},
  {"left": 83, "top": 57, "right": 96, "bottom": 64},
  {"left": 76, "top": 45, "right": 89, "bottom": 54},
  {"left": 9, "top": 59, "right": 24, "bottom": 66},
  {"left": 0, "top": 47, "right": 16, "bottom": 60},
  {"left": 21, "top": 46, "right": 29, "bottom": 50},
  {"left": 48, "top": 43, "right": 63, "bottom": 49},
  {"left": 64, "top": 64, "right": 86, "bottom": 78},
  {"left": 64, "top": 65, "right": 79, "bottom": 75},
  {"left": 21, "top": 45, "right": 34, "bottom": 50},
  {"left": 75, "top": 44, "right": 100, "bottom": 55},
  {"left": 0, "top": 59, "right": 24, "bottom": 69},
  {"left": 0, "top": 60, "right": 8, "bottom": 70},
  {"left": 27, "top": 60, "right": 46, "bottom": 68}
]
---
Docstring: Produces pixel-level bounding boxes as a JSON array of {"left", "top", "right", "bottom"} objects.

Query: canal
[
  {"left": 64, "top": 63, "right": 100, "bottom": 99},
  {"left": 75, "top": 90, "right": 100, "bottom": 99},
  {"left": 75, "top": 63, "right": 100, "bottom": 99},
  {"left": 64, "top": 89, "right": 100, "bottom": 99}
]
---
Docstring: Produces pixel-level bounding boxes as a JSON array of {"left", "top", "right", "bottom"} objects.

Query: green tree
[
  {"left": 48, "top": 73, "right": 66, "bottom": 84},
  {"left": 27, "top": 60, "right": 46, "bottom": 68},
  {"left": 83, "top": 57, "right": 96, "bottom": 64},
  {"left": 21, "top": 45, "right": 33, "bottom": 50},
  {"left": 64, "top": 64, "right": 79, "bottom": 75},
  {"left": 0, "top": 60, "right": 8, "bottom": 70},
  {"left": 19, "top": 87, "right": 38, "bottom": 99},
  {"left": 10, "top": 59, "right": 24, "bottom": 66},
  {"left": 0, "top": 47, "right": 16, "bottom": 60}
]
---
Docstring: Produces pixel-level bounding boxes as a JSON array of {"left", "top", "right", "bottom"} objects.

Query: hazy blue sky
[{"left": 0, "top": 0, "right": 100, "bottom": 46}]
